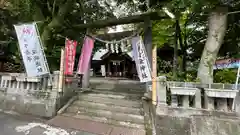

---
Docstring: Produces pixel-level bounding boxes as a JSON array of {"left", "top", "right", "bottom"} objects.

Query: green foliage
[
  {"left": 214, "top": 69, "right": 236, "bottom": 84},
  {"left": 152, "top": 19, "right": 175, "bottom": 48},
  {"left": 1, "top": 0, "right": 117, "bottom": 71}
]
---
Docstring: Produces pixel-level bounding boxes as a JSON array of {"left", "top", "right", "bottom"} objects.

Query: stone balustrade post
[
  {"left": 234, "top": 91, "right": 240, "bottom": 115},
  {"left": 156, "top": 76, "right": 167, "bottom": 105},
  {"left": 45, "top": 71, "right": 60, "bottom": 117},
  {"left": 194, "top": 89, "right": 202, "bottom": 108},
  {"left": 52, "top": 71, "right": 60, "bottom": 91},
  {"left": 217, "top": 98, "right": 228, "bottom": 112},
  {"left": 182, "top": 96, "right": 189, "bottom": 108},
  {"left": 171, "top": 94, "right": 178, "bottom": 107},
  {"left": 205, "top": 96, "right": 215, "bottom": 110}
]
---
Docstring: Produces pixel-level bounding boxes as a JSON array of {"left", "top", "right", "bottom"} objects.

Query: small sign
[
  {"left": 214, "top": 58, "right": 240, "bottom": 69},
  {"left": 14, "top": 23, "right": 49, "bottom": 77}
]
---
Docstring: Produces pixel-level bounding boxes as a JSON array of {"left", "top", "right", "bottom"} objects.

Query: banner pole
[
  {"left": 152, "top": 45, "right": 157, "bottom": 105},
  {"left": 59, "top": 48, "right": 65, "bottom": 92},
  {"left": 235, "top": 65, "right": 240, "bottom": 90},
  {"left": 34, "top": 22, "right": 52, "bottom": 86}
]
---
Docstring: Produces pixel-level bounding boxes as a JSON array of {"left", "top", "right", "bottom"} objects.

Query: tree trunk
[
  {"left": 182, "top": 39, "right": 187, "bottom": 73},
  {"left": 41, "top": 0, "right": 74, "bottom": 49},
  {"left": 173, "top": 20, "right": 179, "bottom": 79},
  {"left": 197, "top": 7, "right": 228, "bottom": 84},
  {"left": 176, "top": 20, "right": 187, "bottom": 73}
]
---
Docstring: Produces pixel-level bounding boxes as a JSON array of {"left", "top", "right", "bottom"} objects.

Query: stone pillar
[
  {"left": 36, "top": 82, "right": 40, "bottom": 90},
  {"left": 42, "top": 77, "right": 48, "bottom": 90},
  {"left": 52, "top": 71, "right": 60, "bottom": 91},
  {"left": 144, "top": 18, "right": 152, "bottom": 94},
  {"left": 20, "top": 81, "right": 24, "bottom": 89},
  {"left": 171, "top": 94, "right": 178, "bottom": 107},
  {"left": 46, "top": 71, "right": 60, "bottom": 117},
  {"left": 82, "top": 62, "right": 90, "bottom": 89},
  {"left": 182, "top": 96, "right": 189, "bottom": 108},
  {"left": 234, "top": 91, "right": 240, "bottom": 114},
  {"left": 194, "top": 89, "right": 202, "bottom": 108},
  {"left": 26, "top": 82, "right": 30, "bottom": 90},
  {"left": 217, "top": 98, "right": 228, "bottom": 112},
  {"left": 205, "top": 97, "right": 215, "bottom": 110},
  {"left": 156, "top": 76, "right": 167, "bottom": 105}
]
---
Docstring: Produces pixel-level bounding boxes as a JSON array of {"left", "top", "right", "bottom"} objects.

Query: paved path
[
  {"left": 47, "top": 115, "right": 145, "bottom": 135},
  {"left": 0, "top": 112, "right": 96, "bottom": 135}
]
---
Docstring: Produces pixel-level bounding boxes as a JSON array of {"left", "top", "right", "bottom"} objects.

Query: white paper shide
[{"left": 14, "top": 23, "right": 49, "bottom": 77}]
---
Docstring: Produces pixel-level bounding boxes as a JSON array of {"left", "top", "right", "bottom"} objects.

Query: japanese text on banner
[
  {"left": 131, "top": 36, "right": 152, "bottom": 82},
  {"left": 14, "top": 23, "right": 49, "bottom": 77},
  {"left": 64, "top": 38, "right": 77, "bottom": 75}
]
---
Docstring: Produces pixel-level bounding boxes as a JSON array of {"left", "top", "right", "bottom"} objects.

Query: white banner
[
  {"left": 14, "top": 23, "right": 49, "bottom": 77},
  {"left": 131, "top": 36, "right": 152, "bottom": 82}
]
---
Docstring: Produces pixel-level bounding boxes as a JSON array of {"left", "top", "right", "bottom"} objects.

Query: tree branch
[
  {"left": 188, "top": 37, "right": 206, "bottom": 48},
  {"left": 52, "top": 0, "right": 56, "bottom": 16}
]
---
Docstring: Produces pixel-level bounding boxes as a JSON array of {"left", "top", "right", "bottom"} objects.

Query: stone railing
[
  {"left": 0, "top": 71, "right": 77, "bottom": 117},
  {"left": 156, "top": 77, "right": 239, "bottom": 113},
  {"left": 0, "top": 73, "right": 50, "bottom": 91}
]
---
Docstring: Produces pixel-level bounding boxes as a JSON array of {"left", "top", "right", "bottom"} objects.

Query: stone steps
[
  {"left": 62, "top": 90, "right": 146, "bottom": 130},
  {"left": 66, "top": 106, "right": 144, "bottom": 124},
  {"left": 78, "top": 94, "right": 142, "bottom": 108},
  {"left": 79, "top": 91, "right": 143, "bottom": 101},
  {"left": 62, "top": 112, "right": 145, "bottom": 129},
  {"left": 89, "top": 82, "right": 145, "bottom": 94},
  {"left": 71, "top": 100, "right": 143, "bottom": 115},
  {"left": 89, "top": 87, "right": 145, "bottom": 94}
]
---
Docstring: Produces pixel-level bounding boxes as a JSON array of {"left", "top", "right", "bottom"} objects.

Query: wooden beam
[
  {"left": 73, "top": 12, "right": 166, "bottom": 29},
  {"left": 95, "top": 31, "right": 134, "bottom": 40}
]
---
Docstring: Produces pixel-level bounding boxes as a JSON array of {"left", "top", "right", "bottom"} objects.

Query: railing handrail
[{"left": 167, "top": 81, "right": 238, "bottom": 90}]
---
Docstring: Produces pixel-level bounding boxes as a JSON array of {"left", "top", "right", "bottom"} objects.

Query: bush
[{"left": 214, "top": 69, "right": 237, "bottom": 84}]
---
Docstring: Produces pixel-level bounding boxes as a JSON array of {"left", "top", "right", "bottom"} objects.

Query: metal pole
[
  {"left": 235, "top": 66, "right": 240, "bottom": 89},
  {"left": 232, "top": 65, "right": 240, "bottom": 111}
]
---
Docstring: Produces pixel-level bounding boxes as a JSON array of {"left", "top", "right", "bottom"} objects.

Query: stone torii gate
[{"left": 74, "top": 11, "right": 166, "bottom": 105}]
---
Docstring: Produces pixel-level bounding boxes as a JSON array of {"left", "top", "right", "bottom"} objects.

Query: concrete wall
[
  {"left": 156, "top": 106, "right": 240, "bottom": 135},
  {"left": 156, "top": 114, "right": 240, "bottom": 135},
  {"left": 152, "top": 78, "right": 240, "bottom": 135},
  {"left": 0, "top": 71, "right": 76, "bottom": 118}
]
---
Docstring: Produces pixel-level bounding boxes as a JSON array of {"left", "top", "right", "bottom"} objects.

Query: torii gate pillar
[{"left": 144, "top": 18, "right": 157, "bottom": 105}]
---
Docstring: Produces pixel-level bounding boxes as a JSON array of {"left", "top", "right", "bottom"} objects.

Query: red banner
[
  {"left": 64, "top": 38, "right": 77, "bottom": 75},
  {"left": 77, "top": 36, "right": 94, "bottom": 74}
]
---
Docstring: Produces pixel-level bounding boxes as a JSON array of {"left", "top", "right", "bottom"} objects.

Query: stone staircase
[{"left": 61, "top": 78, "right": 146, "bottom": 131}]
